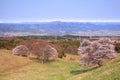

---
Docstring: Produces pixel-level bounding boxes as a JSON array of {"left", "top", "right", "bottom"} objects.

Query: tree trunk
[
  {"left": 97, "top": 61, "right": 103, "bottom": 67},
  {"left": 42, "top": 50, "right": 45, "bottom": 64}
]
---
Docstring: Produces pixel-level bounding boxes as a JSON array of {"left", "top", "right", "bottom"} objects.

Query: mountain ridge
[{"left": 0, "top": 22, "right": 120, "bottom": 36}]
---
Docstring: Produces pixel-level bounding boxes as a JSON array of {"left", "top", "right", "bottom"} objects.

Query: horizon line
[{"left": 1, "top": 19, "right": 120, "bottom": 23}]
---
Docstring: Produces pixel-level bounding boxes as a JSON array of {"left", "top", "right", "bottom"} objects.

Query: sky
[{"left": 0, "top": 0, "right": 120, "bottom": 22}]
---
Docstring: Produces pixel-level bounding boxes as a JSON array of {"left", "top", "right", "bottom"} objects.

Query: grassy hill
[{"left": 0, "top": 49, "right": 120, "bottom": 80}]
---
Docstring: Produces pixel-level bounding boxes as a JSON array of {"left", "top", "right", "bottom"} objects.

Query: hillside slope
[
  {"left": 68, "top": 54, "right": 120, "bottom": 80},
  {"left": 0, "top": 49, "right": 120, "bottom": 80}
]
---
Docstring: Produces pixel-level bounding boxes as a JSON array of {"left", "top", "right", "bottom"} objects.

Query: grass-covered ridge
[{"left": 0, "top": 49, "right": 120, "bottom": 80}]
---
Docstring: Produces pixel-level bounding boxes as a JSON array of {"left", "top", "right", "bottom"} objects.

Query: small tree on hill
[
  {"left": 78, "top": 38, "right": 117, "bottom": 67},
  {"left": 12, "top": 45, "right": 30, "bottom": 57},
  {"left": 31, "top": 42, "right": 58, "bottom": 64}
]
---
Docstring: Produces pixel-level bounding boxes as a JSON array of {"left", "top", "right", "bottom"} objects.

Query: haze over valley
[{"left": 0, "top": 21, "right": 120, "bottom": 37}]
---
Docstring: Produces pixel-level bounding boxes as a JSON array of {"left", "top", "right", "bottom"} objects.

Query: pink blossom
[
  {"left": 78, "top": 38, "right": 117, "bottom": 67},
  {"left": 12, "top": 45, "right": 29, "bottom": 57}
]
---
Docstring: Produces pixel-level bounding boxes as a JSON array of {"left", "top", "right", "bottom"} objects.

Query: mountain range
[{"left": 0, "top": 21, "right": 120, "bottom": 37}]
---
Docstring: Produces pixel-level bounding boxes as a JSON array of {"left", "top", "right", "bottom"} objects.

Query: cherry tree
[
  {"left": 78, "top": 38, "right": 117, "bottom": 67},
  {"left": 12, "top": 45, "right": 29, "bottom": 57},
  {"left": 31, "top": 42, "right": 58, "bottom": 64}
]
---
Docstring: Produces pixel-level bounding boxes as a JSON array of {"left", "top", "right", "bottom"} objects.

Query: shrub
[
  {"left": 0, "top": 38, "right": 19, "bottom": 50},
  {"left": 65, "top": 46, "right": 78, "bottom": 55},
  {"left": 115, "top": 43, "right": 120, "bottom": 53},
  {"left": 58, "top": 51, "right": 66, "bottom": 58},
  {"left": 50, "top": 40, "right": 80, "bottom": 56}
]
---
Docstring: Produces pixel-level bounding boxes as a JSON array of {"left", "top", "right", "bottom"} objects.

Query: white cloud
[
  {"left": 0, "top": 21, "right": 4, "bottom": 23},
  {"left": 1, "top": 19, "right": 120, "bottom": 23}
]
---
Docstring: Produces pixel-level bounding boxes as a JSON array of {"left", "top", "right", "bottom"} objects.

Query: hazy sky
[{"left": 0, "top": 0, "right": 120, "bottom": 22}]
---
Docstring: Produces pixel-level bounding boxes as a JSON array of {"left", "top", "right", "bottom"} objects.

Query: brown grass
[{"left": 0, "top": 49, "right": 32, "bottom": 72}]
